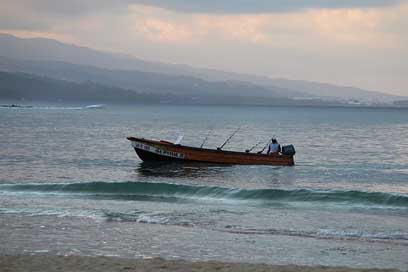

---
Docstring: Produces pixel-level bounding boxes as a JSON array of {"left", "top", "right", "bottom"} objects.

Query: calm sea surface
[{"left": 0, "top": 105, "right": 407, "bottom": 270}]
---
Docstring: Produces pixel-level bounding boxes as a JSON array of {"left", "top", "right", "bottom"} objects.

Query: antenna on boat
[{"left": 218, "top": 127, "right": 240, "bottom": 150}]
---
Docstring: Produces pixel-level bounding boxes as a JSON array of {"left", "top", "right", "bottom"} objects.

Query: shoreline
[{"left": 0, "top": 255, "right": 400, "bottom": 272}]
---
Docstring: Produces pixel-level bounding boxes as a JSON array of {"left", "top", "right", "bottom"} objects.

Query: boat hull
[
  {"left": 127, "top": 137, "right": 294, "bottom": 166},
  {"left": 135, "top": 148, "right": 186, "bottom": 162}
]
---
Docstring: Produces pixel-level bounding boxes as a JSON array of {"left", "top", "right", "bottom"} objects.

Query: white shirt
[{"left": 269, "top": 143, "right": 280, "bottom": 153}]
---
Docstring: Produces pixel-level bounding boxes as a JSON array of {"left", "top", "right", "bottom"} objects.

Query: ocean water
[{"left": 0, "top": 105, "right": 407, "bottom": 270}]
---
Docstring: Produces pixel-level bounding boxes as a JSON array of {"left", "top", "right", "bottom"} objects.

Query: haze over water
[{"left": 1, "top": 105, "right": 408, "bottom": 270}]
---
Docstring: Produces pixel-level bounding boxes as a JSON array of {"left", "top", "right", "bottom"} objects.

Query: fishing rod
[
  {"left": 257, "top": 135, "right": 275, "bottom": 154},
  {"left": 218, "top": 127, "right": 241, "bottom": 150},
  {"left": 200, "top": 129, "right": 213, "bottom": 148},
  {"left": 245, "top": 141, "right": 262, "bottom": 153}
]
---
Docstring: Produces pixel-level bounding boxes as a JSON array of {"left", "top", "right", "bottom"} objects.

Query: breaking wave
[{"left": 1, "top": 181, "right": 407, "bottom": 208}]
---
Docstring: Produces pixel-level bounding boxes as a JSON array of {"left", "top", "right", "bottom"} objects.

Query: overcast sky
[{"left": 0, "top": 0, "right": 407, "bottom": 95}]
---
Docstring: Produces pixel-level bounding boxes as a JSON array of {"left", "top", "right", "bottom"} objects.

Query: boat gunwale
[{"left": 127, "top": 136, "right": 293, "bottom": 158}]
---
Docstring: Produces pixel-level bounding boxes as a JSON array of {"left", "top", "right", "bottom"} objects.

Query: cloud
[
  {"left": 129, "top": 0, "right": 404, "bottom": 14},
  {"left": 99, "top": 3, "right": 408, "bottom": 95},
  {"left": 0, "top": 1, "right": 407, "bottom": 95},
  {"left": 0, "top": 0, "right": 404, "bottom": 32},
  {"left": 126, "top": 3, "right": 406, "bottom": 50},
  {"left": 127, "top": 5, "right": 270, "bottom": 44},
  {"left": 0, "top": 0, "right": 404, "bottom": 20},
  {"left": 138, "top": 19, "right": 192, "bottom": 42},
  {"left": 0, "top": 0, "right": 132, "bottom": 16},
  {"left": 0, "top": 0, "right": 134, "bottom": 31}
]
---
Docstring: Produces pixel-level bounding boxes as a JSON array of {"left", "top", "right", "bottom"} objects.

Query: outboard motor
[{"left": 282, "top": 145, "right": 296, "bottom": 155}]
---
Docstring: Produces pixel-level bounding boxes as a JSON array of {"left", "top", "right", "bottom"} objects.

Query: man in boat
[{"left": 267, "top": 138, "right": 281, "bottom": 155}]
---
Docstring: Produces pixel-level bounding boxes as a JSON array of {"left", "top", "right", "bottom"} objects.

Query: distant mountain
[
  {"left": 0, "top": 33, "right": 154, "bottom": 71},
  {"left": 0, "top": 56, "right": 299, "bottom": 99},
  {"left": 259, "top": 78, "right": 403, "bottom": 103},
  {"left": 393, "top": 100, "right": 408, "bottom": 107},
  {"left": 0, "top": 33, "right": 404, "bottom": 103},
  {"left": 0, "top": 71, "right": 345, "bottom": 106},
  {"left": 0, "top": 71, "right": 160, "bottom": 104}
]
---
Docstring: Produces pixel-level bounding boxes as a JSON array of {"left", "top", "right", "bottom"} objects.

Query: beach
[{"left": 0, "top": 255, "right": 400, "bottom": 272}]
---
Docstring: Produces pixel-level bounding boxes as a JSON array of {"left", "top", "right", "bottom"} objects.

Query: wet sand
[{"left": 0, "top": 255, "right": 400, "bottom": 272}]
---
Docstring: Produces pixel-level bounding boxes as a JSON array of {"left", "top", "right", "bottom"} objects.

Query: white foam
[
  {"left": 319, "top": 228, "right": 408, "bottom": 240},
  {"left": 84, "top": 104, "right": 104, "bottom": 109},
  {"left": 136, "top": 213, "right": 169, "bottom": 224}
]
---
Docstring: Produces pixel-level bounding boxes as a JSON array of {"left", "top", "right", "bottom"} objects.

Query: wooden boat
[{"left": 127, "top": 136, "right": 295, "bottom": 166}]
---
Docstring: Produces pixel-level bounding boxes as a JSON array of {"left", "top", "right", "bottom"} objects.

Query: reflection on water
[
  {"left": 136, "top": 162, "right": 232, "bottom": 179},
  {"left": 134, "top": 161, "right": 296, "bottom": 189}
]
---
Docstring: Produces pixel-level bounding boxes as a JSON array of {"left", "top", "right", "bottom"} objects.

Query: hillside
[
  {"left": 0, "top": 71, "right": 167, "bottom": 104},
  {"left": 0, "top": 33, "right": 403, "bottom": 104},
  {"left": 0, "top": 71, "right": 344, "bottom": 106},
  {"left": 0, "top": 56, "right": 301, "bottom": 99}
]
